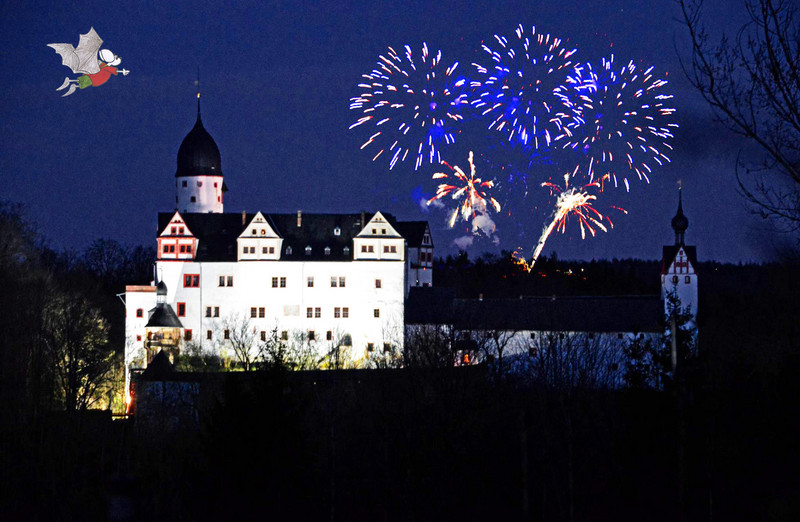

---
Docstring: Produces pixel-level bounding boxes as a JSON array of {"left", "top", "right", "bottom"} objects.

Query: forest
[{"left": 1, "top": 202, "right": 799, "bottom": 520}]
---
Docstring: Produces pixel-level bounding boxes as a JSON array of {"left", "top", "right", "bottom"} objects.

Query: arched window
[
  {"left": 305, "top": 246, "right": 312, "bottom": 255},
  {"left": 286, "top": 246, "right": 293, "bottom": 255},
  {"left": 343, "top": 246, "right": 350, "bottom": 256},
  {"left": 324, "top": 246, "right": 331, "bottom": 256},
  {"left": 334, "top": 226, "right": 341, "bottom": 236}
]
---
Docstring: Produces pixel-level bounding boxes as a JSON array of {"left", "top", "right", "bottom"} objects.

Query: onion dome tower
[
  {"left": 671, "top": 189, "right": 689, "bottom": 245},
  {"left": 175, "top": 83, "right": 227, "bottom": 213},
  {"left": 661, "top": 186, "right": 698, "bottom": 325}
]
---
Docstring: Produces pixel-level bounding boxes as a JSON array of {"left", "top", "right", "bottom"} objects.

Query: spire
[
  {"left": 195, "top": 67, "right": 201, "bottom": 121},
  {"left": 671, "top": 184, "right": 689, "bottom": 245}
]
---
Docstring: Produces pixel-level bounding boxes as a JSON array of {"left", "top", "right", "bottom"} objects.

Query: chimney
[
  {"left": 241, "top": 210, "right": 246, "bottom": 226},
  {"left": 297, "top": 210, "right": 302, "bottom": 227},
  {"left": 360, "top": 210, "right": 366, "bottom": 228}
]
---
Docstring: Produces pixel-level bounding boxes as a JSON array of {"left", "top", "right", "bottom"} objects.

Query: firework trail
[
  {"left": 470, "top": 24, "right": 580, "bottom": 149},
  {"left": 428, "top": 151, "right": 501, "bottom": 228},
  {"left": 518, "top": 166, "right": 626, "bottom": 271},
  {"left": 554, "top": 55, "right": 678, "bottom": 191},
  {"left": 349, "top": 43, "right": 470, "bottom": 170}
]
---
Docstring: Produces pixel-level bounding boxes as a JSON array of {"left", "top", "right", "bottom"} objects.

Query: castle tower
[
  {"left": 661, "top": 188, "right": 698, "bottom": 322},
  {"left": 175, "top": 91, "right": 226, "bottom": 213}
]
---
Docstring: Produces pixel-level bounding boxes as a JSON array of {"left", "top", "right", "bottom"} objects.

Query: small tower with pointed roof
[
  {"left": 661, "top": 188, "right": 698, "bottom": 323},
  {"left": 175, "top": 81, "right": 227, "bottom": 213}
]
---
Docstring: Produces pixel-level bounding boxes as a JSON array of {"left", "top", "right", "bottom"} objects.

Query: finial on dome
[
  {"left": 671, "top": 183, "right": 689, "bottom": 245},
  {"left": 195, "top": 67, "right": 201, "bottom": 120}
]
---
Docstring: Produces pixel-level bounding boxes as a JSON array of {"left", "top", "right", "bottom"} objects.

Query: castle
[{"left": 123, "top": 98, "right": 698, "bottom": 393}]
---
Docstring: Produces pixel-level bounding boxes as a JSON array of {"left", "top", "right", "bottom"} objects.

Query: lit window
[
  {"left": 324, "top": 246, "right": 331, "bottom": 256},
  {"left": 136, "top": 308, "right": 143, "bottom": 318},
  {"left": 307, "top": 277, "right": 314, "bottom": 287},
  {"left": 261, "top": 229, "right": 266, "bottom": 235},
  {"left": 177, "top": 302, "right": 186, "bottom": 316},
  {"left": 373, "top": 308, "right": 380, "bottom": 318},
  {"left": 375, "top": 279, "right": 381, "bottom": 289},
  {"left": 184, "top": 330, "right": 192, "bottom": 341},
  {"left": 305, "top": 246, "right": 312, "bottom": 256},
  {"left": 343, "top": 247, "right": 350, "bottom": 256},
  {"left": 286, "top": 246, "right": 292, "bottom": 255},
  {"left": 334, "top": 227, "right": 341, "bottom": 236}
]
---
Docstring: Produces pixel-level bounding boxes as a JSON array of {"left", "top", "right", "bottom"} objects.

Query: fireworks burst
[
  {"left": 470, "top": 24, "right": 579, "bottom": 149},
  {"left": 517, "top": 166, "right": 627, "bottom": 270},
  {"left": 554, "top": 55, "right": 678, "bottom": 190},
  {"left": 349, "top": 43, "right": 470, "bottom": 170},
  {"left": 428, "top": 151, "right": 501, "bottom": 228}
]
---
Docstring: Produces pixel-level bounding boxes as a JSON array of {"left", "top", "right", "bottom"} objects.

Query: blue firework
[
  {"left": 349, "top": 43, "right": 471, "bottom": 171},
  {"left": 470, "top": 24, "right": 579, "bottom": 149}
]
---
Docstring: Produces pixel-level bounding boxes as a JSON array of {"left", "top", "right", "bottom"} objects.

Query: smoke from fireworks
[
  {"left": 349, "top": 43, "right": 470, "bottom": 170},
  {"left": 470, "top": 24, "right": 579, "bottom": 149},
  {"left": 428, "top": 151, "right": 501, "bottom": 228}
]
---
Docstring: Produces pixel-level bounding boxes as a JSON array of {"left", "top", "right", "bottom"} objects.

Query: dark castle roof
[
  {"left": 394, "top": 221, "right": 430, "bottom": 247},
  {"left": 158, "top": 211, "right": 426, "bottom": 262},
  {"left": 175, "top": 114, "right": 223, "bottom": 178},
  {"left": 146, "top": 303, "right": 183, "bottom": 328},
  {"left": 406, "top": 287, "right": 663, "bottom": 334}
]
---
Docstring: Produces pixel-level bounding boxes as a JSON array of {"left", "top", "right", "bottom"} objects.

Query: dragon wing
[{"left": 47, "top": 27, "right": 103, "bottom": 75}]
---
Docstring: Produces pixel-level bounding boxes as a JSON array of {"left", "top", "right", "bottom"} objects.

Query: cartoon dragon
[{"left": 48, "top": 28, "right": 129, "bottom": 97}]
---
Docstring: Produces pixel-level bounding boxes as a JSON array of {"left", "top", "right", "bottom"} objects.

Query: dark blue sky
[{"left": 0, "top": 0, "right": 781, "bottom": 263}]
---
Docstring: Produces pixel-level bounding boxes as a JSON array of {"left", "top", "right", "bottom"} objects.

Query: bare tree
[
  {"left": 679, "top": 0, "right": 800, "bottom": 229},
  {"left": 217, "top": 313, "right": 259, "bottom": 371},
  {"left": 42, "top": 291, "right": 115, "bottom": 411}
]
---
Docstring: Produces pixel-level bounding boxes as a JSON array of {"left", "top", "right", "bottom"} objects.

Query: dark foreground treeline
[{"left": 2, "top": 203, "right": 799, "bottom": 520}]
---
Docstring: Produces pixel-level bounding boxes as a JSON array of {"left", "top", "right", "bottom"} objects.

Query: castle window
[
  {"left": 177, "top": 302, "right": 186, "bottom": 316},
  {"left": 315, "top": 307, "right": 321, "bottom": 318},
  {"left": 307, "top": 307, "right": 313, "bottom": 318},
  {"left": 224, "top": 330, "right": 230, "bottom": 340},
  {"left": 343, "top": 246, "right": 350, "bottom": 256},
  {"left": 305, "top": 246, "right": 312, "bottom": 256},
  {"left": 184, "top": 274, "right": 199, "bottom": 287},
  {"left": 207, "top": 330, "right": 212, "bottom": 340},
  {"left": 190, "top": 196, "right": 196, "bottom": 202},
  {"left": 286, "top": 246, "right": 292, "bottom": 255},
  {"left": 184, "top": 329, "right": 192, "bottom": 341},
  {"left": 327, "top": 331, "right": 332, "bottom": 341},
  {"left": 324, "top": 246, "right": 331, "bottom": 256},
  {"left": 182, "top": 180, "right": 187, "bottom": 187},
  {"left": 259, "top": 307, "right": 265, "bottom": 318},
  {"left": 375, "top": 279, "right": 381, "bottom": 288},
  {"left": 334, "top": 227, "right": 341, "bottom": 236},
  {"left": 367, "top": 343, "right": 374, "bottom": 352},
  {"left": 136, "top": 308, "right": 143, "bottom": 318},
  {"left": 197, "top": 181, "right": 202, "bottom": 187},
  {"left": 251, "top": 307, "right": 257, "bottom": 318},
  {"left": 307, "top": 277, "right": 314, "bottom": 287},
  {"left": 373, "top": 308, "right": 380, "bottom": 318},
  {"left": 685, "top": 276, "right": 691, "bottom": 284}
]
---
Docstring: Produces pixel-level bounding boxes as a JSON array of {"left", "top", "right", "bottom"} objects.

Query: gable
[
  {"left": 159, "top": 212, "right": 194, "bottom": 237},
  {"left": 239, "top": 211, "right": 279, "bottom": 239},
  {"left": 357, "top": 211, "right": 401, "bottom": 238}
]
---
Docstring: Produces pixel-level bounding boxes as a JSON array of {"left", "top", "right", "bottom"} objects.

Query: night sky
[{"left": 0, "top": 0, "right": 780, "bottom": 263}]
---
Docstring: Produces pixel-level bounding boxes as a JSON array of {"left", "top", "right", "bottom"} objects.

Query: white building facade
[{"left": 123, "top": 106, "right": 432, "bottom": 383}]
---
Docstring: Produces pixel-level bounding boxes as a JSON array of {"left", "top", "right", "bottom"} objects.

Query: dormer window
[
  {"left": 324, "top": 246, "right": 331, "bottom": 256},
  {"left": 261, "top": 229, "right": 266, "bottom": 235},
  {"left": 286, "top": 246, "right": 292, "bottom": 255},
  {"left": 305, "top": 246, "right": 312, "bottom": 256},
  {"left": 372, "top": 228, "right": 377, "bottom": 234},
  {"left": 381, "top": 228, "right": 386, "bottom": 235},
  {"left": 343, "top": 246, "right": 350, "bottom": 256},
  {"left": 252, "top": 229, "right": 257, "bottom": 235},
  {"left": 334, "top": 226, "right": 341, "bottom": 236}
]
